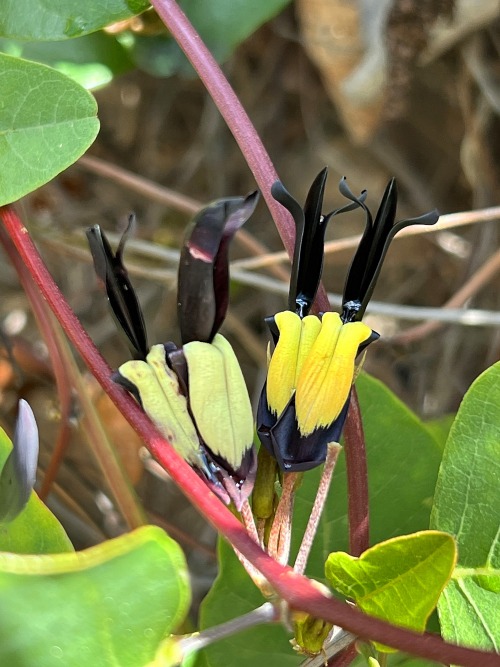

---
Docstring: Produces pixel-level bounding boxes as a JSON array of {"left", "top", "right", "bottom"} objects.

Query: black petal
[
  {"left": 272, "top": 170, "right": 365, "bottom": 317},
  {"left": 341, "top": 178, "right": 439, "bottom": 321},
  {"left": 87, "top": 218, "right": 148, "bottom": 360},
  {"left": 177, "top": 192, "right": 259, "bottom": 344}
]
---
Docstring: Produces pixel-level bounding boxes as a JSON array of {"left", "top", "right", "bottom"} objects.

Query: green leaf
[
  {"left": 200, "top": 374, "right": 443, "bottom": 666},
  {"left": 0, "top": 0, "right": 149, "bottom": 41},
  {"left": 431, "top": 362, "right": 500, "bottom": 652},
  {"left": 0, "top": 427, "right": 72, "bottom": 554},
  {"left": 0, "top": 525, "right": 191, "bottom": 666},
  {"left": 0, "top": 53, "right": 99, "bottom": 205},
  {"left": 325, "top": 531, "right": 456, "bottom": 652},
  {"left": 0, "top": 32, "right": 133, "bottom": 89},
  {"left": 424, "top": 414, "right": 455, "bottom": 453}
]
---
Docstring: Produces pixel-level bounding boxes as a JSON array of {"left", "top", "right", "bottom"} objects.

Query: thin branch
[
  {"left": 40, "top": 232, "right": 500, "bottom": 327},
  {"left": 343, "top": 389, "right": 369, "bottom": 557},
  {"left": 0, "top": 226, "right": 75, "bottom": 501},
  {"left": 77, "top": 155, "right": 291, "bottom": 283},
  {"left": 179, "top": 602, "right": 276, "bottom": 655},
  {"left": 268, "top": 472, "right": 299, "bottom": 565},
  {"left": 231, "top": 204, "right": 500, "bottom": 273},
  {"left": 148, "top": 0, "right": 330, "bottom": 312},
  {"left": 328, "top": 642, "right": 358, "bottom": 667},
  {"left": 294, "top": 443, "right": 342, "bottom": 575},
  {"left": 391, "top": 247, "right": 500, "bottom": 345}
]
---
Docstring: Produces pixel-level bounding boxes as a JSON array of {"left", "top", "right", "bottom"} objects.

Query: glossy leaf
[
  {"left": 431, "top": 362, "right": 500, "bottom": 652},
  {"left": 0, "top": 526, "right": 191, "bottom": 666},
  {"left": 0, "top": 53, "right": 99, "bottom": 205},
  {"left": 325, "top": 531, "right": 456, "bottom": 652},
  {"left": 200, "top": 374, "right": 444, "bottom": 666},
  {"left": 0, "top": 426, "right": 72, "bottom": 554},
  {"left": 0, "top": 0, "right": 149, "bottom": 40}
]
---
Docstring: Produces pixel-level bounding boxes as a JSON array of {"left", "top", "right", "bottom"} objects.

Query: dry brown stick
[
  {"left": 77, "top": 154, "right": 290, "bottom": 282},
  {"left": 232, "top": 205, "right": 500, "bottom": 272},
  {"left": 392, "top": 247, "right": 500, "bottom": 345}
]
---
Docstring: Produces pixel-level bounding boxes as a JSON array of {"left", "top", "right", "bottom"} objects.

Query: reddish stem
[
  {"left": 148, "top": 0, "right": 331, "bottom": 312},
  {"left": 0, "top": 225, "right": 74, "bottom": 500},
  {"left": 2, "top": 206, "right": 499, "bottom": 665},
  {"left": 343, "top": 388, "right": 370, "bottom": 556}
]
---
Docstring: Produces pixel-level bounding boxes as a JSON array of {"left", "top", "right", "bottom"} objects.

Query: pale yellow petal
[
  {"left": 118, "top": 345, "right": 203, "bottom": 468},
  {"left": 184, "top": 334, "right": 253, "bottom": 469}
]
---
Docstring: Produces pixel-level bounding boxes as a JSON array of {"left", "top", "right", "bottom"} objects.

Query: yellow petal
[
  {"left": 295, "top": 315, "right": 323, "bottom": 381},
  {"left": 117, "top": 345, "right": 204, "bottom": 469},
  {"left": 295, "top": 315, "right": 372, "bottom": 435},
  {"left": 183, "top": 334, "right": 253, "bottom": 470},
  {"left": 267, "top": 311, "right": 321, "bottom": 417}
]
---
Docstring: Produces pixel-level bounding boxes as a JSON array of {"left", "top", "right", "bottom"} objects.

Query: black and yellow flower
[
  {"left": 257, "top": 169, "right": 439, "bottom": 471},
  {"left": 87, "top": 193, "right": 259, "bottom": 509}
]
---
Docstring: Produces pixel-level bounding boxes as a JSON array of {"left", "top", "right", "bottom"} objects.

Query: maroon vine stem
[
  {"left": 2, "top": 209, "right": 499, "bottom": 667},
  {"left": 343, "top": 388, "right": 370, "bottom": 556},
  {"left": 0, "top": 226, "right": 74, "bottom": 501},
  {"left": 0, "top": 223, "right": 145, "bottom": 528},
  {"left": 148, "top": 0, "right": 331, "bottom": 312}
]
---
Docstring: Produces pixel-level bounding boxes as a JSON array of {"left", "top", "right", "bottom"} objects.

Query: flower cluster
[{"left": 88, "top": 172, "right": 438, "bottom": 503}]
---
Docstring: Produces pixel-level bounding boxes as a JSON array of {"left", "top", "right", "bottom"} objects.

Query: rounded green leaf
[
  {"left": 0, "top": 525, "right": 191, "bottom": 666},
  {"left": 325, "top": 531, "right": 457, "bottom": 652},
  {"left": 431, "top": 362, "right": 500, "bottom": 652},
  {"left": 0, "top": 427, "right": 72, "bottom": 554},
  {"left": 0, "top": 53, "right": 99, "bottom": 205},
  {"left": 0, "top": 0, "right": 149, "bottom": 41}
]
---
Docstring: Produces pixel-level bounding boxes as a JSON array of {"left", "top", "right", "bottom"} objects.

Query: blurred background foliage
[{"left": 1, "top": 0, "right": 500, "bottom": 613}]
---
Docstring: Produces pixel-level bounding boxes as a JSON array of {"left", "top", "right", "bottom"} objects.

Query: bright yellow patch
[
  {"left": 183, "top": 334, "right": 253, "bottom": 469},
  {"left": 295, "top": 316, "right": 372, "bottom": 435},
  {"left": 118, "top": 345, "right": 203, "bottom": 468},
  {"left": 266, "top": 312, "right": 321, "bottom": 417}
]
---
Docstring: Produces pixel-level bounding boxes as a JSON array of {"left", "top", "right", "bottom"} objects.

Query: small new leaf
[{"left": 325, "top": 531, "right": 457, "bottom": 652}]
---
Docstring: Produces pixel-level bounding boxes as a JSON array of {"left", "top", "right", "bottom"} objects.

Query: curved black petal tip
[
  {"left": 342, "top": 178, "right": 440, "bottom": 320},
  {"left": 87, "top": 221, "right": 148, "bottom": 360},
  {"left": 178, "top": 192, "right": 259, "bottom": 344},
  {"left": 272, "top": 170, "right": 366, "bottom": 317}
]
